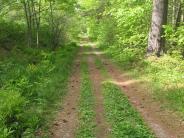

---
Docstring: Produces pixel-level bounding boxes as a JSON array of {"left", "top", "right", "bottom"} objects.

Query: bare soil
[{"left": 49, "top": 51, "right": 81, "bottom": 138}]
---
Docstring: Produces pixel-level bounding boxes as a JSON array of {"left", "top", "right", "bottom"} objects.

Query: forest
[{"left": 0, "top": 0, "right": 184, "bottom": 137}]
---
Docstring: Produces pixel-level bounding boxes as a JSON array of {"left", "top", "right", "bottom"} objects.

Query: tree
[
  {"left": 175, "top": 0, "right": 184, "bottom": 27},
  {"left": 22, "top": 0, "right": 42, "bottom": 47},
  {"left": 147, "top": 0, "right": 169, "bottom": 57}
]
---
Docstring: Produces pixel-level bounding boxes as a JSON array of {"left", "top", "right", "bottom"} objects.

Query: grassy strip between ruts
[
  {"left": 76, "top": 60, "right": 96, "bottom": 138},
  {"left": 94, "top": 57, "right": 155, "bottom": 138},
  {"left": 102, "top": 82, "right": 155, "bottom": 138},
  {"left": 94, "top": 58, "right": 110, "bottom": 79}
]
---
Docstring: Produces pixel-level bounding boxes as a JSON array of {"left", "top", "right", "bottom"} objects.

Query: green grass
[
  {"left": 102, "top": 82, "right": 155, "bottom": 138},
  {"left": 0, "top": 43, "right": 79, "bottom": 137},
  {"left": 76, "top": 61, "right": 96, "bottom": 138}
]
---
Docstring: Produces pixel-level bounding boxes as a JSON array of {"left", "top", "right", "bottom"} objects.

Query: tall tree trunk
[
  {"left": 23, "top": 0, "right": 32, "bottom": 47},
  {"left": 175, "top": 1, "right": 182, "bottom": 27},
  {"left": 172, "top": 0, "right": 176, "bottom": 26},
  {"left": 31, "top": 0, "right": 41, "bottom": 48},
  {"left": 49, "top": 1, "right": 55, "bottom": 49},
  {"left": 36, "top": 0, "right": 41, "bottom": 48},
  {"left": 147, "top": 0, "right": 169, "bottom": 57},
  {"left": 27, "top": 1, "right": 33, "bottom": 47}
]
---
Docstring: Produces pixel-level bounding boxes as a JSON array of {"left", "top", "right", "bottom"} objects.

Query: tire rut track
[
  {"left": 50, "top": 49, "right": 81, "bottom": 138},
  {"left": 87, "top": 52, "right": 111, "bottom": 138},
  {"left": 92, "top": 46, "right": 184, "bottom": 138}
]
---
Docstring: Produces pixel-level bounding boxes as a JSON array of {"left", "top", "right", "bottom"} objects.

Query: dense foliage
[
  {"left": 86, "top": 0, "right": 152, "bottom": 64},
  {"left": 0, "top": 0, "right": 79, "bottom": 49},
  {"left": 0, "top": 0, "right": 79, "bottom": 137},
  {"left": 85, "top": 0, "right": 184, "bottom": 61}
]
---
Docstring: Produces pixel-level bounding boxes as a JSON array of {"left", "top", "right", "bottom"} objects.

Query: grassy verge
[
  {"left": 101, "top": 46, "right": 184, "bottom": 117},
  {"left": 0, "top": 43, "right": 78, "bottom": 137},
  {"left": 76, "top": 60, "right": 96, "bottom": 138},
  {"left": 102, "top": 82, "right": 155, "bottom": 138}
]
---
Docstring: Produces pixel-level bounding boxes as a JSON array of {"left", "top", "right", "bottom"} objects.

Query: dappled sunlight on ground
[
  {"left": 110, "top": 79, "right": 141, "bottom": 87},
  {"left": 78, "top": 45, "right": 106, "bottom": 56},
  {"left": 81, "top": 51, "right": 105, "bottom": 56}
]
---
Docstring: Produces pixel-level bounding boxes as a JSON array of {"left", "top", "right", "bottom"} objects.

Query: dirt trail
[
  {"left": 49, "top": 40, "right": 184, "bottom": 138},
  {"left": 50, "top": 50, "right": 81, "bottom": 138},
  {"left": 87, "top": 52, "right": 111, "bottom": 138},
  {"left": 90, "top": 46, "right": 184, "bottom": 138}
]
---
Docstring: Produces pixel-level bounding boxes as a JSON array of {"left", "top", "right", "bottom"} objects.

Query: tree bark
[
  {"left": 147, "top": 0, "right": 169, "bottom": 57},
  {"left": 172, "top": 0, "right": 176, "bottom": 26},
  {"left": 175, "top": 1, "right": 183, "bottom": 27},
  {"left": 23, "top": 0, "right": 32, "bottom": 47}
]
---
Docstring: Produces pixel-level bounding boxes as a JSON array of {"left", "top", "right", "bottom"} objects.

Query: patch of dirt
[
  {"left": 87, "top": 52, "right": 111, "bottom": 138},
  {"left": 93, "top": 48, "right": 184, "bottom": 138},
  {"left": 49, "top": 50, "right": 81, "bottom": 138}
]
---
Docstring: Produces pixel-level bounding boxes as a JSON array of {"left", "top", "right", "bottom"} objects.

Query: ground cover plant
[
  {"left": 0, "top": 44, "right": 78, "bottom": 137},
  {"left": 76, "top": 59, "right": 96, "bottom": 138}
]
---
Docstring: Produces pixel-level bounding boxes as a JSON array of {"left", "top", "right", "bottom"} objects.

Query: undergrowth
[
  {"left": 0, "top": 43, "right": 78, "bottom": 137},
  {"left": 76, "top": 60, "right": 96, "bottom": 138}
]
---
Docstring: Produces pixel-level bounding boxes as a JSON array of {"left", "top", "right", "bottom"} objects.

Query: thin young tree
[{"left": 147, "top": 0, "right": 169, "bottom": 57}]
